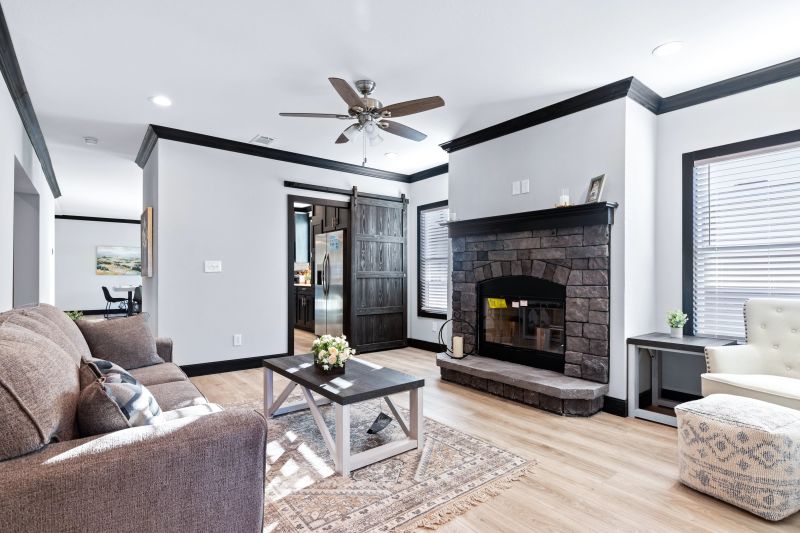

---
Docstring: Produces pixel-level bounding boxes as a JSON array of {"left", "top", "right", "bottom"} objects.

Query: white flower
[
  {"left": 341, "top": 335, "right": 346, "bottom": 340},
  {"left": 328, "top": 346, "right": 339, "bottom": 357},
  {"left": 322, "top": 364, "right": 329, "bottom": 370},
  {"left": 313, "top": 338, "right": 320, "bottom": 345},
  {"left": 327, "top": 354, "right": 337, "bottom": 365}
]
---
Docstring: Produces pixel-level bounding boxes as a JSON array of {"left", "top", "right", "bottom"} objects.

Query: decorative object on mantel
[
  {"left": 438, "top": 318, "right": 476, "bottom": 359},
  {"left": 556, "top": 188, "right": 571, "bottom": 208},
  {"left": 312, "top": 334, "right": 353, "bottom": 374},
  {"left": 667, "top": 310, "right": 689, "bottom": 338},
  {"left": 584, "top": 174, "right": 606, "bottom": 203}
]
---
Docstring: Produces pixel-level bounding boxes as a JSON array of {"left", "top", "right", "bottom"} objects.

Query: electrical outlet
[
  {"left": 521, "top": 179, "right": 530, "bottom": 194},
  {"left": 512, "top": 181, "right": 521, "bottom": 195},
  {"left": 204, "top": 260, "right": 222, "bottom": 273},
  {"left": 233, "top": 334, "right": 242, "bottom": 346}
]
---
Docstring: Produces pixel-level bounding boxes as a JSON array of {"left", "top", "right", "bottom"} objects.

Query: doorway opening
[
  {"left": 13, "top": 158, "right": 40, "bottom": 308},
  {"left": 286, "top": 195, "right": 350, "bottom": 356}
]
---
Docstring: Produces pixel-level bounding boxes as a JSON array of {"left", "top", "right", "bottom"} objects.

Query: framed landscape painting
[
  {"left": 141, "top": 207, "right": 153, "bottom": 277},
  {"left": 96, "top": 246, "right": 141, "bottom": 275}
]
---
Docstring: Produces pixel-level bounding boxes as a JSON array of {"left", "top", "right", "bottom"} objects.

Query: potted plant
[
  {"left": 311, "top": 334, "right": 354, "bottom": 375},
  {"left": 666, "top": 310, "right": 688, "bottom": 338}
]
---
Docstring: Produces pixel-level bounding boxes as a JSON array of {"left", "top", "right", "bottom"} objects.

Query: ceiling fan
[{"left": 279, "top": 78, "right": 444, "bottom": 149}]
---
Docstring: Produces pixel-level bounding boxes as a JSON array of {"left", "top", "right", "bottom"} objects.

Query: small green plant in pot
[
  {"left": 65, "top": 310, "right": 84, "bottom": 321},
  {"left": 666, "top": 310, "right": 688, "bottom": 338}
]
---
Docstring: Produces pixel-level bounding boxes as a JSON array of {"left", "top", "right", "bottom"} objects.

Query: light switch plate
[
  {"left": 521, "top": 179, "right": 530, "bottom": 194},
  {"left": 512, "top": 181, "right": 521, "bottom": 195},
  {"left": 204, "top": 260, "right": 223, "bottom": 273},
  {"left": 233, "top": 334, "right": 242, "bottom": 346}
]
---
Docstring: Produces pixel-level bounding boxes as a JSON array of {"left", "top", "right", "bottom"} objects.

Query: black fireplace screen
[{"left": 478, "top": 276, "right": 566, "bottom": 372}]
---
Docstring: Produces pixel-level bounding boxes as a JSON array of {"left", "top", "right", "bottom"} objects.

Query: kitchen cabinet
[
  {"left": 294, "top": 285, "right": 314, "bottom": 331},
  {"left": 313, "top": 205, "right": 348, "bottom": 233}
]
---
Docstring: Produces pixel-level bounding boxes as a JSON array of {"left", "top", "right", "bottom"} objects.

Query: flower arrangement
[
  {"left": 312, "top": 335, "right": 354, "bottom": 373},
  {"left": 666, "top": 310, "right": 688, "bottom": 338}
]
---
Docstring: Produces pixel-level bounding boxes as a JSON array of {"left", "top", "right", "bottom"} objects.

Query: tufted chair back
[{"left": 744, "top": 298, "right": 800, "bottom": 379}]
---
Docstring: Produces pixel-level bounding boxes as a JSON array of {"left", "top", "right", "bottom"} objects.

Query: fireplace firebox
[{"left": 478, "top": 276, "right": 566, "bottom": 372}]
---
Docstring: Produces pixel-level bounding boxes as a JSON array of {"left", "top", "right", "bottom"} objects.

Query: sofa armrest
[
  {"left": 704, "top": 344, "right": 764, "bottom": 374},
  {"left": 0, "top": 408, "right": 266, "bottom": 533},
  {"left": 156, "top": 337, "right": 173, "bottom": 362}
]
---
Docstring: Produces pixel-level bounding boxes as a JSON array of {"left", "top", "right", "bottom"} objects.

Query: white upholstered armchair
[{"left": 702, "top": 298, "right": 800, "bottom": 411}]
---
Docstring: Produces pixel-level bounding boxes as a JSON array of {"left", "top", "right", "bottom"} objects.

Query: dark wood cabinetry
[
  {"left": 313, "top": 205, "right": 349, "bottom": 233},
  {"left": 294, "top": 285, "right": 314, "bottom": 331}
]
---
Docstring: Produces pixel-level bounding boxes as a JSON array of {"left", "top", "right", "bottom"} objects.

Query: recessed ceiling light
[
  {"left": 651, "top": 41, "right": 684, "bottom": 57},
  {"left": 83, "top": 136, "right": 98, "bottom": 145},
  {"left": 148, "top": 94, "right": 172, "bottom": 107},
  {"left": 384, "top": 152, "right": 398, "bottom": 159}
]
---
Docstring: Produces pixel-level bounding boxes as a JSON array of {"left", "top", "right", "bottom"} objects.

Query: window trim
[
  {"left": 682, "top": 127, "right": 800, "bottom": 336},
  {"left": 417, "top": 199, "right": 449, "bottom": 319}
]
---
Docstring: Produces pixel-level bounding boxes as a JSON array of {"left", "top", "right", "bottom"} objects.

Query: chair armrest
[
  {"left": 704, "top": 344, "right": 764, "bottom": 374},
  {"left": 0, "top": 408, "right": 266, "bottom": 533},
  {"left": 156, "top": 337, "right": 173, "bottom": 362}
]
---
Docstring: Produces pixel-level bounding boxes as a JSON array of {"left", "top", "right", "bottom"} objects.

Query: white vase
[{"left": 670, "top": 327, "right": 683, "bottom": 339}]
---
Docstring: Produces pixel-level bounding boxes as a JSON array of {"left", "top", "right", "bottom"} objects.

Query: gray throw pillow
[
  {"left": 76, "top": 314, "right": 164, "bottom": 369},
  {"left": 77, "top": 359, "right": 163, "bottom": 437}
]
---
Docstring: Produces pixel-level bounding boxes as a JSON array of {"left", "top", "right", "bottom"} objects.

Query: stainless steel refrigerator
[{"left": 315, "top": 230, "right": 344, "bottom": 337}]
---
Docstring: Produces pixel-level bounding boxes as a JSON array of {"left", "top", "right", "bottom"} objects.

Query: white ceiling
[{"left": 5, "top": 0, "right": 800, "bottom": 217}]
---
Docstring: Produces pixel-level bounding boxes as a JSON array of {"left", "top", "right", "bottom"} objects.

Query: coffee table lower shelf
[{"left": 263, "top": 363, "right": 423, "bottom": 477}]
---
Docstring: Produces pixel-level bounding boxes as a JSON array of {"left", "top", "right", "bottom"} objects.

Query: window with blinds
[
  {"left": 418, "top": 202, "right": 449, "bottom": 317},
  {"left": 691, "top": 141, "right": 800, "bottom": 339}
]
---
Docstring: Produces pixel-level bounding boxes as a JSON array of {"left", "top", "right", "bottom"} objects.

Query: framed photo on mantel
[
  {"left": 141, "top": 207, "right": 153, "bottom": 277},
  {"left": 585, "top": 174, "right": 606, "bottom": 203}
]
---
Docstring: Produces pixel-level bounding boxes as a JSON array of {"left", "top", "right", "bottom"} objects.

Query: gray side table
[{"left": 626, "top": 333, "right": 736, "bottom": 427}]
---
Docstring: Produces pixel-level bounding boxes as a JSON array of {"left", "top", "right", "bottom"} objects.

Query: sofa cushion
[
  {"left": 147, "top": 380, "right": 207, "bottom": 411},
  {"left": 23, "top": 304, "right": 91, "bottom": 363},
  {"left": 76, "top": 314, "right": 164, "bottom": 369},
  {"left": 77, "top": 360, "right": 163, "bottom": 437},
  {"left": 155, "top": 403, "right": 223, "bottom": 424},
  {"left": 0, "top": 323, "right": 79, "bottom": 460},
  {"left": 0, "top": 311, "right": 83, "bottom": 366},
  {"left": 701, "top": 373, "right": 800, "bottom": 411},
  {"left": 129, "top": 362, "right": 188, "bottom": 387}
]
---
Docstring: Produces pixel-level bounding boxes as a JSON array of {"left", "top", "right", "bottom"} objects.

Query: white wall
[
  {"left": 407, "top": 173, "right": 449, "bottom": 343},
  {"left": 448, "top": 99, "right": 631, "bottom": 398},
  {"left": 55, "top": 218, "right": 142, "bottom": 311},
  {"left": 146, "top": 140, "right": 412, "bottom": 365},
  {"left": 0, "top": 79, "right": 55, "bottom": 311}
]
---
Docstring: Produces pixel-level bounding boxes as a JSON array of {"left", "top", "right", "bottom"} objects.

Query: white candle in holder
[
  {"left": 558, "top": 188, "right": 570, "bottom": 207},
  {"left": 452, "top": 336, "right": 464, "bottom": 358}
]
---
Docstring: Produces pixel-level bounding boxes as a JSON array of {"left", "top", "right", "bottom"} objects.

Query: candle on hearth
[{"left": 452, "top": 336, "right": 464, "bottom": 358}]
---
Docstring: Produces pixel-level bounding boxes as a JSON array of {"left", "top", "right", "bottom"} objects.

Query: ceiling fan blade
[
  {"left": 328, "top": 78, "right": 363, "bottom": 109},
  {"left": 335, "top": 124, "right": 360, "bottom": 144},
  {"left": 381, "top": 121, "right": 427, "bottom": 142},
  {"left": 380, "top": 96, "right": 444, "bottom": 118},
  {"left": 279, "top": 112, "right": 351, "bottom": 119}
]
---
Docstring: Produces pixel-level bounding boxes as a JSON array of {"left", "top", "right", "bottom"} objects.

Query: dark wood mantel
[{"left": 446, "top": 202, "right": 618, "bottom": 237}]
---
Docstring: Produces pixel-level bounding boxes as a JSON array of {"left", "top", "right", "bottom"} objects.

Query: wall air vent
[{"left": 249, "top": 135, "right": 275, "bottom": 147}]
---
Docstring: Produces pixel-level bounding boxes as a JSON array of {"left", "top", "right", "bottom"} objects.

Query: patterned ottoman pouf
[{"left": 676, "top": 394, "right": 800, "bottom": 521}]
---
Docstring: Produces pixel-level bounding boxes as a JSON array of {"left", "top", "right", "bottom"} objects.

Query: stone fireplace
[{"left": 438, "top": 203, "right": 616, "bottom": 416}]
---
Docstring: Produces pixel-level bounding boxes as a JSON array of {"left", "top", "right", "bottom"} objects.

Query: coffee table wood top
[{"left": 263, "top": 354, "right": 425, "bottom": 405}]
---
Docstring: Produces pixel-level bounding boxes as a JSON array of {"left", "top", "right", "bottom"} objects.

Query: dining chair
[
  {"left": 133, "top": 286, "right": 142, "bottom": 314},
  {"left": 101, "top": 286, "right": 127, "bottom": 319}
]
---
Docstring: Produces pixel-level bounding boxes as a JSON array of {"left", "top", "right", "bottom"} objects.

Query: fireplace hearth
[{"left": 479, "top": 276, "right": 566, "bottom": 372}]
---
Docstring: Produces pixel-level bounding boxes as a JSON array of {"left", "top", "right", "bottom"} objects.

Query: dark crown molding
[
  {"left": 659, "top": 56, "right": 800, "bottom": 114},
  {"left": 135, "top": 124, "right": 450, "bottom": 184},
  {"left": 408, "top": 163, "right": 448, "bottom": 183},
  {"left": 441, "top": 56, "right": 800, "bottom": 153},
  {"left": 56, "top": 214, "right": 140, "bottom": 225},
  {"left": 0, "top": 4, "right": 60, "bottom": 198}
]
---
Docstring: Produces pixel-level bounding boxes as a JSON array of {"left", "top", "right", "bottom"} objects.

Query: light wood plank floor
[
  {"left": 293, "top": 328, "right": 317, "bottom": 354},
  {"left": 191, "top": 347, "right": 798, "bottom": 532}
]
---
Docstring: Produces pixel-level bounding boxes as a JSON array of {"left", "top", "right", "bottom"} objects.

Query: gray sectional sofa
[{"left": 0, "top": 304, "right": 267, "bottom": 533}]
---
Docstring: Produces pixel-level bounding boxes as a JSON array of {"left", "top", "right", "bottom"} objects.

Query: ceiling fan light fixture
[
  {"left": 368, "top": 133, "right": 383, "bottom": 147},
  {"left": 343, "top": 124, "right": 361, "bottom": 141}
]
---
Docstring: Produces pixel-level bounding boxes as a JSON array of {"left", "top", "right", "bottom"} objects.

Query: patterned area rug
[{"left": 225, "top": 396, "right": 534, "bottom": 533}]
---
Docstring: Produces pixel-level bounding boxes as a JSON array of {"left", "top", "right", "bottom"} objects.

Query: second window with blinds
[
  {"left": 418, "top": 200, "right": 449, "bottom": 319},
  {"left": 686, "top": 134, "right": 800, "bottom": 339}
]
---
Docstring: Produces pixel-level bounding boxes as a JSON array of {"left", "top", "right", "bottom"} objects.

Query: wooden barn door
[{"left": 349, "top": 188, "right": 408, "bottom": 353}]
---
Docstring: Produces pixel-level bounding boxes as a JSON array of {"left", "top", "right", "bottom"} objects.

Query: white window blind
[
  {"left": 419, "top": 204, "right": 449, "bottom": 315},
  {"left": 692, "top": 141, "right": 800, "bottom": 339}
]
